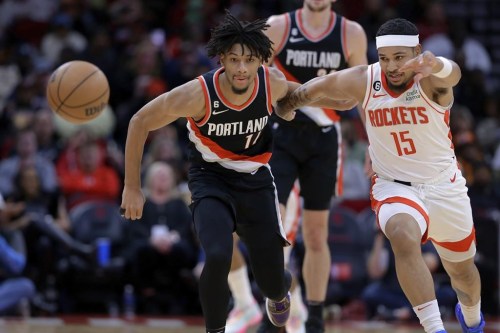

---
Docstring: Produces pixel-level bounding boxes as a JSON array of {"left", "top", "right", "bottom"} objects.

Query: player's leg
[
  {"left": 193, "top": 197, "right": 236, "bottom": 333},
  {"left": 440, "top": 256, "right": 484, "bottom": 332},
  {"left": 226, "top": 234, "right": 262, "bottom": 333},
  {"left": 428, "top": 173, "right": 484, "bottom": 332},
  {"left": 283, "top": 183, "right": 307, "bottom": 333},
  {"left": 373, "top": 177, "right": 446, "bottom": 333},
  {"left": 298, "top": 125, "right": 340, "bottom": 333},
  {"left": 236, "top": 177, "right": 292, "bottom": 329}
]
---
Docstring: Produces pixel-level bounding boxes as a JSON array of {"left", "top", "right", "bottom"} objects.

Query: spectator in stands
[
  {"left": 0, "top": 128, "right": 58, "bottom": 197},
  {"left": 40, "top": 12, "right": 87, "bottom": 67},
  {"left": 0, "top": 193, "right": 36, "bottom": 315},
  {"left": 32, "top": 109, "right": 61, "bottom": 163},
  {"left": 58, "top": 139, "right": 120, "bottom": 210},
  {"left": 122, "top": 161, "right": 198, "bottom": 314}
]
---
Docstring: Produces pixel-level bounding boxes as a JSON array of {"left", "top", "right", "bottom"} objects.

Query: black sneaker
[
  {"left": 256, "top": 313, "right": 286, "bottom": 333},
  {"left": 305, "top": 316, "right": 325, "bottom": 333}
]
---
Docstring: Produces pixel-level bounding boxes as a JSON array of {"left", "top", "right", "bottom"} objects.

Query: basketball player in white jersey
[{"left": 275, "top": 18, "right": 485, "bottom": 333}]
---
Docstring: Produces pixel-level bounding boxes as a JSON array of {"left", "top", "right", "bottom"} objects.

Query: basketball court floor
[{"left": 1, "top": 316, "right": 498, "bottom": 333}]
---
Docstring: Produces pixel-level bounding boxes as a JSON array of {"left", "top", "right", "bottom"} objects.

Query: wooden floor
[{"left": 0, "top": 316, "right": 497, "bottom": 333}]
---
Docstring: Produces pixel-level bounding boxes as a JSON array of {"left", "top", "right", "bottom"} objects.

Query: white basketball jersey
[{"left": 362, "top": 63, "right": 455, "bottom": 183}]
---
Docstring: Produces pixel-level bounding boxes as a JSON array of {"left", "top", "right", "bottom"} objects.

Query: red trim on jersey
[
  {"left": 430, "top": 228, "right": 476, "bottom": 252},
  {"left": 444, "top": 110, "right": 454, "bottom": 149},
  {"left": 381, "top": 70, "right": 414, "bottom": 98},
  {"left": 274, "top": 14, "right": 291, "bottom": 55},
  {"left": 341, "top": 17, "right": 349, "bottom": 61},
  {"left": 336, "top": 142, "right": 344, "bottom": 196},
  {"left": 296, "top": 9, "right": 335, "bottom": 42},
  {"left": 263, "top": 66, "right": 273, "bottom": 115},
  {"left": 188, "top": 118, "right": 272, "bottom": 163},
  {"left": 372, "top": 194, "right": 430, "bottom": 243},
  {"left": 363, "top": 65, "right": 374, "bottom": 111},
  {"left": 325, "top": 109, "right": 340, "bottom": 122},
  {"left": 273, "top": 58, "right": 300, "bottom": 83},
  {"left": 195, "top": 77, "right": 212, "bottom": 126},
  {"left": 214, "top": 68, "right": 259, "bottom": 110}
]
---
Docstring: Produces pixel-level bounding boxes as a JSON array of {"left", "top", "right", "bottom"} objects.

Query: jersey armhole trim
[
  {"left": 274, "top": 14, "right": 290, "bottom": 55},
  {"left": 362, "top": 64, "right": 374, "bottom": 111},
  {"left": 341, "top": 17, "right": 349, "bottom": 61},
  {"left": 195, "top": 76, "right": 211, "bottom": 126},
  {"left": 263, "top": 66, "right": 273, "bottom": 115}
]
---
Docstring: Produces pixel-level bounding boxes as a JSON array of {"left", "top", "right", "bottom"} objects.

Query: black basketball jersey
[
  {"left": 187, "top": 66, "right": 274, "bottom": 173},
  {"left": 274, "top": 9, "right": 348, "bottom": 125}
]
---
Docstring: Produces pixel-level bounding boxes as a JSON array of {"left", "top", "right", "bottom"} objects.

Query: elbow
[{"left": 128, "top": 112, "right": 149, "bottom": 136}]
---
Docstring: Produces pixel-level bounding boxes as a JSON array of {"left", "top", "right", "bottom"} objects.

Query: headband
[{"left": 376, "top": 34, "right": 419, "bottom": 49}]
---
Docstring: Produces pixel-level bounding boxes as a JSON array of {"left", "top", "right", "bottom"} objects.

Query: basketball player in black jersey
[
  {"left": 120, "top": 11, "right": 355, "bottom": 333},
  {"left": 226, "top": 1, "right": 368, "bottom": 333}
]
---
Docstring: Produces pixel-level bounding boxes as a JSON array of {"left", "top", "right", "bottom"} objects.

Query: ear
[{"left": 415, "top": 44, "right": 423, "bottom": 55}]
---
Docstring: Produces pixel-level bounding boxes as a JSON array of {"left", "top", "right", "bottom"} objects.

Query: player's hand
[
  {"left": 399, "top": 51, "right": 437, "bottom": 83},
  {"left": 120, "top": 187, "right": 145, "bottom": 220}
]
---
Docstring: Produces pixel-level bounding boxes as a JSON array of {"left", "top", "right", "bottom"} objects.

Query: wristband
[{"left": 432, "top": 56, "right": 452, "bottom": 78}]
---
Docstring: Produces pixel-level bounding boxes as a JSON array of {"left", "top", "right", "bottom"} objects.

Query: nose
[
  {"left": 237, "top": 61, "right": 247, "bottom": 73},
  {"left": 387, "top": 60, "right": 398, "bottom": 72}
]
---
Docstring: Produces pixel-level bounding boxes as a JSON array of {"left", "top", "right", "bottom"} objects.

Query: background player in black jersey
[
  {"left": 225, "top": 1, "right": 368, "bottom": 333},
  {"left": 120, "top": 11, "right": 355, "bottom": 333}
]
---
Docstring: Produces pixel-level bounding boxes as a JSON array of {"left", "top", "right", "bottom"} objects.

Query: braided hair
[{"left": 206, "top": 10, "right": 273, "bottom": 63}]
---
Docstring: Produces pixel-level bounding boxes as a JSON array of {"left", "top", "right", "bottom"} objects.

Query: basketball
[{"left": 46, "top": 60, "right": 110, "bottom": 124}]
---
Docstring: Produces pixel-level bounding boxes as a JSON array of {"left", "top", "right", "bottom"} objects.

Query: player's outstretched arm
[
  {"left": 121, "top": 80, "right": 205, "bottom": 220},
  {"left": 275, "top": 66, "right": 367, "bottom": 120}
]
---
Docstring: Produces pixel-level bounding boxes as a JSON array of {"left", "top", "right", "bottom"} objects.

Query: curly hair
[
  {"left": 206, "top": 10, "right": 273, "bottom": 63},
  {"left": 376, "top": 18, "right": 419, "bottom": 37}
]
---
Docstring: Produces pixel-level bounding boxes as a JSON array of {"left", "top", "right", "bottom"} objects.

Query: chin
[{"left": 232, "top": 86, "right": 249, "bottom": 95}]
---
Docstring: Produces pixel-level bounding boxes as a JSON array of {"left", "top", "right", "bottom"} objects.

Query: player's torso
[
  {"left": 187, "top": 66, "right": 274, "bottom": 173},
  {"left": 274, "top": 9, "right": 348, "bottom": 125},
  {"left": 362, "top": 63, "right": 456, "bottom": 182}
]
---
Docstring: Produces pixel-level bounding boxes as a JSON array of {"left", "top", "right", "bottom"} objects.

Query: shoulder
[
  {"left": 344, "top": 19, "right": 366, "bottom": 38},
  {"left": 265, "top": 66, "right": 288, "bottom": 100},
  {"left": 265, "top": 13, "right": 289, "bottom": 45},
  {"left": 267, "top": 12, "right": 289, "bottom": 28},
  {"left": 168, "top": 78, "right": 207, "bottom": 118},
  {"left": 266, "top": 66, "right": 287, "bottom": 84},
  {"left": 341, "top": 18, "right": 368, "bottom": 66}
]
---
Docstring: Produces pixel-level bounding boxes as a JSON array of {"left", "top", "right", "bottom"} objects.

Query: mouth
[
  {"left": 234, "top": 76, "right": 248, "bottom": 84},
  {"left": 387, "top": 72, "right": 404, "bottom": 83}
]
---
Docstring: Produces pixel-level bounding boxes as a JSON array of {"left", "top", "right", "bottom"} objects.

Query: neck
[{"left": 301, "top": 6, "right": 332, "bottom": 30}]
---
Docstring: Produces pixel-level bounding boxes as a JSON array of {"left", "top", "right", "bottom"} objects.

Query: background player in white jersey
[
  {"left": 226, "top": 1, "right": 367, "bottom": 332},
  {"left": 275, "top": 17, "right": 485, "bottom": 333}
]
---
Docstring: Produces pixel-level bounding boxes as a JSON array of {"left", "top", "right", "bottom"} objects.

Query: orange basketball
[{"left": 46, "top": 60, "right": 110, "bottom": 124}]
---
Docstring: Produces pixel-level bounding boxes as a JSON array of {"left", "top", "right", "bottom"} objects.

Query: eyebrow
[{"left": 379, "top": 51, "right": 407, "bottom": 57}]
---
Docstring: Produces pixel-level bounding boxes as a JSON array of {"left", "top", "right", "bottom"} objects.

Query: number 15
[{"left": 390, "top": 131, "right": 416, "bottom": 156}]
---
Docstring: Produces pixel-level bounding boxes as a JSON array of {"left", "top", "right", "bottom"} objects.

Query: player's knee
[
  {"left": 204, "top": 246, "right": 232, "bottom": 272},
  {"left": 385, "top": 217, "right": 421, "bottom": 254}
]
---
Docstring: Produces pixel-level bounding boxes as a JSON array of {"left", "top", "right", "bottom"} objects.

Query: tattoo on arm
[{"left": 279, "top": 86, "right": 316, "bottom": 111}]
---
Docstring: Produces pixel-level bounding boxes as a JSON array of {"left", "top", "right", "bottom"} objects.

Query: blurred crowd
[{"left": 0, "top": 0, "right": 498, "bottom": 320}]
